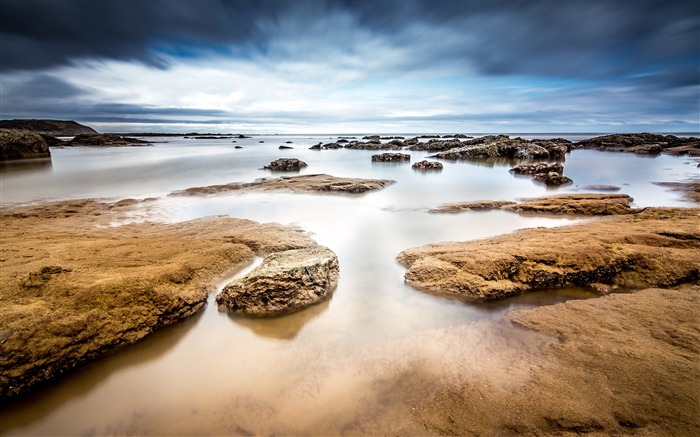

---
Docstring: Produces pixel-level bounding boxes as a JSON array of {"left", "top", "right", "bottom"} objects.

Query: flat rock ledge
[
  {"left": 216, "top": 246, "right": 339, "bottom": 316},
  {"left": 170, "top": 174, "right": 394, "bottom": 196},
  {"left": 0, "top": 199, "right": 316, "bottom": 400},
  {"left": 397, "top": 207, "right": 700, "bottom": 301},
  {"left": 431, "top": 194, "right": 638, "bottom": 216}
]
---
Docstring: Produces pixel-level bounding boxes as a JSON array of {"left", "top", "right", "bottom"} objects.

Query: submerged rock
[
  {"left": 279, "top": 145, "right": 294, "bottom": 149},
  {"left": 216, "top": 246, "right": 339, "bottom": 316},
  {"left": 263, "top": 158, "right": 308, "bottom": 171},
  {"left": 412, "top": 160, "right": 443, "bottom": 170},
  {"left": 0, "top": 129, "right": 51, "bottom": 161},
  {"left": 371, "top": 153, "right": 410, "bottom": 162}
]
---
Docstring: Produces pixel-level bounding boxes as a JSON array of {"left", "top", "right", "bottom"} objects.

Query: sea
[{"left": 1, "top": 133, "right": 698, "bottom": 434}]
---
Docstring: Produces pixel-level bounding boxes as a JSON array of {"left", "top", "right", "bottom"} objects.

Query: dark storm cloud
[
  {"left": 2, "top": 0, "right": 698, "bottom": 81},
  {"left": 0, "top": 0, "right": 270, "bottom": 71}
]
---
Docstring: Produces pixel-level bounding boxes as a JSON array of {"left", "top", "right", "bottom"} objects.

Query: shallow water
[{"left": 1, "top": 134, "right": 698, "bottom": 435}]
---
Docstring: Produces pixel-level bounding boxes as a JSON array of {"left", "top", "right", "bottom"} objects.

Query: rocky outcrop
[
  {"left": 510, "top": 163, "right": 572, "bottom": 186},
  {"left": 263, "top": 158, "right": 308, "bottom": 171},
  {"left": 574, "top": 133, "right": 700, "bottom": 156},
  {"left": 406, "top": 140, "right": 463, "bottom": 151},
  {"left": 0, "top": 119, "right": 97, "bottom": 136},
  {"left": 66, "top": 134, "right": 151, "bottom": 147},
  {"left": 0, "top": 129, "right": 51, "bottom": 161},
  {"left": 344, "top": 141, "right": 402, "bottom": 150},
  {"left": 216, "top": 246, "right": 339, "bottom": 316},
  {"left": 430, "top": 135, "right": 570, "bottom": 161},
  {"left": 412, "top": 160, "right": 443, "bottom": 170},
  {"left": 430, "top": 194, "right": 638, "bottom": 216},
  {"left": 279, "top": 145, "right": 294, "bottom": 149},
  {"left": 429, "top": 200, "right": 517, "bottom": 213},
  {"left": 170, "top": 174, "right": 394, "bottom": 196},
  {"left": 371, "top": 153, "right": 410, "bottom": 162},
  {"left": 397, "top": 207, "right": 700, "bottom": 301},
  {"left": 0, "top": 199, "right": 317, "bottom": 400}
]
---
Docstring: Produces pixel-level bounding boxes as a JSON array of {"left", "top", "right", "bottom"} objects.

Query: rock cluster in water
[
  {"left": 67, "top": 134, "right": 151, "bottom": 147},
  {"left": 371, "top": 153, "right": 411, "bottom": 162},
  {"left": 216, "top": 246, "right": 339, "bottom": 316},
  {"left": 263, "top": 158, "right": 308, "bottom": 171},
  {"left": 510, "top": 163, "right": 572, "bottom": 186},
  {"left": 573, "top": 133, "right": 700, "bottom": 156}
]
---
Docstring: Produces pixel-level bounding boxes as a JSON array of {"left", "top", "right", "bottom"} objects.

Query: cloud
[{"left": 0, "top": 0, "right": 698, "bottom": 132}]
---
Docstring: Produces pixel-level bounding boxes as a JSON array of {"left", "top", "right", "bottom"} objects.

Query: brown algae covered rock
[
  {"left": 263, "top": 158, "right": 308, "bottom": 171},
  {"left": 397, "top": 208, "right": 700, "bottom": 301},
  {"left": 217, "top": 246, "right": 339, "bottom": 316}
]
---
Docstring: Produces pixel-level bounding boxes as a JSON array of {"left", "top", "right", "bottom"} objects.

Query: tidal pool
[{"left": 1, "top": 134, "right": 697, "bottom": 435}]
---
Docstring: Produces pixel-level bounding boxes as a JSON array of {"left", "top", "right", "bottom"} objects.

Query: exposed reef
[
  {"left": 170, "top": 174, "right": 394, "bottom": 196},
  {"left": 400, "top": 285, "right": 700, "bottom": 436},
  {"left": 64, "top": 134, "right": 151, "bottom": 147},
  {"left": 216, "top": 246, "right": 339, "bottom": 316},
  {"left": 412, "top": 160, "right": 443, "bottom": 170},
  {"left": 0, "top": 199, "right": 318, "bottom": 400},
  {"left": 430, "top": 194, "right": 639, "bottom": 216},
  {"left": 371, "top": 153, "right": 410, "bottom": 162},
  {"left": 397, "top": 207, "right": 700, "bottom": 301},
  {"left": 573, "top": 133, "right": 700, "bottom": 156},
  {"left": 0, "top": 129, "right": 51, "bottom": 161}
]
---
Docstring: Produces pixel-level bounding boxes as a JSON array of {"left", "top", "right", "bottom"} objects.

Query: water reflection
[
  {"left": 226, "top": 299, "right": 331, "bottom": 340},
  {"left": 0, "top": 157, "right": 52, "bottom": 173}
]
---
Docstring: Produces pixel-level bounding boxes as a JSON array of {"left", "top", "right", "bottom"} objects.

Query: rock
[
  {"left": 39, "top": 134, "right": 65, "bottom": 147},
  {"left": 0, "top": 129, "right": 51, "bottom": 161},
  {"left": 503, "top": 194, "right": 637, "bottom": 215},
  {"left": 344, "top": 141, "right": 402, "bottom": 150},
  {"left": 430, "top": 194, "right": 637, "bottom": 216},
  {"left": 234, "top": 146, "right": 243, "bottom": 149},
  {"left": 582, "top": 185, "right": 621, "bottom": 192},
  {"left": 66, "top": 134, "right": 151, "bottom": 147},
  {"left": 170, "top": 174, "right": 394, "bottom": 196},
  {"left": 309, "top": 143, "right": 322, "bottom": 150},
  {"left": 322, "top": 142, "right": 343, "bottom": 149},
  {"left": 259, "top": 141, "right": 264, "bottom": 143},
  {"left": 263, "top": 158, "right": 308, "bottom": 171},
  {"left": 533, "top": 172, "right": 573, "bottom": 186},
  {"left": 574, "top": 133, "right": 700, "bottom": 156},
  {"left": 285, "top": 141, "right": 293, "bottom": 144},
  {"left": 407, "top": 140, "right": 462, "bottom": 151},
  {"left": 371, "top": 153, "right": 410, "bottom": 162},
  {"left": 430, "top": 135, "right": 570, "bottom": 161},
  {"left": 337, "top": 139, "right": 349, "bottom": 143},
  {"left": 279, "top": 145, "right": 294, "bottom": 149},
  {"left": 510, "top": 163, "right": 564, "bottom": 175},
  {"left": 429, "top": 200, "right": 517, "bottom": 213},
  {"left": 216, "top": 246, "right": 339, "bottom": 316},
  {"left": 0, "top": 199, "right": 317, "bottom": 400},
  {"left": 0, "top": 119, "right": 97, "bottom": 136},
  {"left": 510, "top": 163, "right": 572, "bottom": 186},
  {"left": 654, "top": 181, "right": 700, "bottom": 204},
  {"left": 397, "top": 207, "right": 700, "bottom": 301},
  {"left": 362, "top": 135, "right": 380, "bottom": 140},
  {"left": 237, "top": 134, "right": 251, "bottom": 139},
  {"left": 412, "top": 160, "right": 443, "bottom": 170}
]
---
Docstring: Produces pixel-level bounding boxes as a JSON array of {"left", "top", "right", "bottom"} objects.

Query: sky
[{"left": 1, "top": 0, "right": 698, "bottom": 134}]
